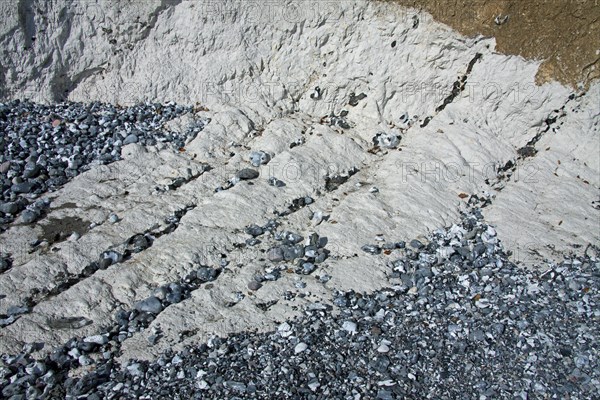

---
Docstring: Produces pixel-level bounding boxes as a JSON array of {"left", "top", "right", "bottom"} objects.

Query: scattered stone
[
  {"left": 409, "top": 239, "right": 424, "bottom": 249},
  {"left": 310, "top": 87, "right": 322, "bottom": 100},
  {"left": 245, "top": 224, "right": 264, "bottom": 237},
  {"left": 362, "top": 244, "right": 382, "bottom": 255},
  {"left": 377, "top": 343, "right": 390, "bottom": 353},
  {"left": 372, "top": 131, "right": 401, "bottom": 149},
  {"left": 68, "top": 232, "right": 81, "bottom": 241},
  {"left": 247, "top": 281, "right": 262, "bottom": 291},
  {"left": 0, "top": 202, "right": 19, "bottom": 214},
  {"left": 2, "top": 210, "right": 598, "bottom": 400},
  {"left": 299, "top": 262, "right": 316, "bottom": 275},
  {"left": 11, "top": 181, "right": 36, "bottom": 194},
  {"left": 249, "top": 151, "right": 271, "bottom": 167},
  {"left": 134, "top": 296, "right": 163, "bottom": 314},
  {"left": 348, "top": 92, "right": 367, "bottom": 106},
  {"left": 237, "top": 168, "right": 259, "bottom": 180},
  {"left": 7, "top": 305, "right": 30, "bottom": 316},
  {"left": 21, "top": 209, "right": 40, "bottom": 224},
  {"left": 196, "top": 267, "right": 218, "bottom": 282},
  {"left": 0, "top": 161, "right": 10, "bottom": 173},
  {"left": 342, "top": 320, "right": 358, "bottom": 333},
  {"left": 0, "top": 100, "right": 206, "bottom": 226},
  {"left": 268, "top": 177, "right": 285, "bottom": 187},
  {"left": 123, "top": 134, "right": 139, "bottom": 145},
  {"left": 84, "top": 335, "right": 109, "bottom": 345},
  {"left": 311, "top": 210, "right": 327, "bottom": 225},
  {"left": 294, "top": 342, "right": 308, "bottom": 354},
  {"left": 267, "top": 247, "right": 285, "bottom": 262}
]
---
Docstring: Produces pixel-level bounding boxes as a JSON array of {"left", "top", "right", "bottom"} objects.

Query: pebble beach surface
[
  {"left": 1, "top": 203, "right": 598, "bottom": 398},
  {"left": 0, "top": 100, "right": 205, "bottom": 228},
  {"left": 1, "top": 0, "right": 598, "bottom": 398}
]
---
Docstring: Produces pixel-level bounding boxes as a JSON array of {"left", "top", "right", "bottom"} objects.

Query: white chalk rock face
[{"left": 0, "top": 0, "right": 597, "bottom": 359}]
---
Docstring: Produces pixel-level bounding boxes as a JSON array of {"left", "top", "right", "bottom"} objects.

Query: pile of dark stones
[{"left": 1, "top": 209, "right": 597, "bottom": 399}]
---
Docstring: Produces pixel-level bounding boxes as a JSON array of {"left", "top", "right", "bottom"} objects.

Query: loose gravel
[
  {"left": 0, "top": 100, "right": 206, "bottom": 227},
  {"left": 1, "top": 210, "right": 597, "bottom": 399}
]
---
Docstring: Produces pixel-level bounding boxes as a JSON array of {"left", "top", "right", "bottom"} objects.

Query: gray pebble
[
  {"left": 410, "top": 239, "right": 424, "bottom": 249},
  {"left": 249, "top": 151, "right": 271, "bottom": 167},
  {"left": 21, "top": 209, "right": 40, "bottom": 224},
  {"left": 267, "top": 247, "right": 285, "bottom": 262},
  {"left": 11, "top": 181, "right": 35, "bottom": 194},
  {"left": 134, "top": 296, "right": 163, "bottom": 314},
  {"left": 362, "top": 244, "right": 382, "bottom": 255},
  {"left": 248, "top": 281, "right": 262, "bottom": 291},
  {"left": 0, "top": 202, "right": 19, "bottom": 214},
  {"left": 237, "top": 168, "right": 259, "bottom": 180},
  {"left": 123, "top": 134, "right": 139, "bottom": 145}
]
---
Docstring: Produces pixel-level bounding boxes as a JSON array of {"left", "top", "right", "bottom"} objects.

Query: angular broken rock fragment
[
  {"left": 304, "top": 245, "right": 318, "bottom": 258},
  {"left": 261, "top": 269, "right": 280, "bottom": 281},
  {"left": 298, "top": 262, "right": 316, "bottom": 275},
  {"left": 245, "top": 224, "right": 264, "bottom": 237},
  {"left": 0, "top": 315, "right": 18, "bottom": 327},
  {"left": 348, "top": 92, "right": 367, "bottom": 106},
  {"left": 309, "top": 86, "right": 322, "bottom": 100},
  {"left": 372, "top": 131, "right": 401, "bottom": 149},
  {"left": 267, "top": 246, "right": 285, "bottom": 262},
  {"left": 289, "top": 137, "right": 305, "bottom": 148},
  {"left": 305, "top": 231, "right": 319, "bottom": 247},
  {"left": 281, "top": 231, "right": 303, "bottom": 245},
  {"left": 84, "top": 334, "right": 109, "bottom": 345},
  {"left": 153, "top": 286, "right": 169, "bottom": 300},
  {"left": 381, "top": 242, "right": 402, "bottom": 250},
  {"left": 311, "top": 210, "right": 328, "bottom": 225},
  {"left": 282, "top": 245, "right": 305, "bottom": 261},
  {"left": 390, "top": 259, "right": 406, "bottom": 273},
  {"left": 127, "top": 233, "right": 151, "bottom": 253},
  {"left": 324, "top": 167, "right": 359, "bottom": 192},
  {"left": 325, "top": 111, "right": 352, "bottom": 129},
  {"left": 314, "top": 249, "right": 329, "bottom": 263},
  {"left": 166, "top": 284, "right": 183, "bottom": 304},
  {"left": 362, "top": 244, "right": 382, "bottom": 255},
  {"left": 6, "top": 305, "right": 30, "bottom": 317},
  {"left": 268, "top": 177, "right": 285, "bottom": 187},
  {"left": 99, "top": 250, "right": 122, "bottom": 269}
]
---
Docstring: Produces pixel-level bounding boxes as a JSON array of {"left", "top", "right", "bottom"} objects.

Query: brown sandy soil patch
[{"left": 383, "top": 0, "right": 600, "bottom": 89}]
